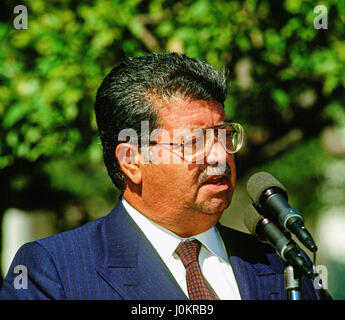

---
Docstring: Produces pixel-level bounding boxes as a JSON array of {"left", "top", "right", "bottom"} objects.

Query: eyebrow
[{"left": 188, "top": 122, "right": 226, "bottom": 131}]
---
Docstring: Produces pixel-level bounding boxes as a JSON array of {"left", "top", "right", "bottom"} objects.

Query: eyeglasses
[{"left": 144, "top": 122, "right": 244, "bottom": 163}]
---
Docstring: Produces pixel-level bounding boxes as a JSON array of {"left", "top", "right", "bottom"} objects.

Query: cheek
[
  {"left": 166, "top": 165, "right": 199, "bottom": 191},
  {"left": 229, "top": 156, "right": 237, "bottom": 188},
  {"left": 141, "top": 164, "right": 191, "bottom": 193},
  {"left": 158, "top": 166, "right": 200, "bottom": 200}
]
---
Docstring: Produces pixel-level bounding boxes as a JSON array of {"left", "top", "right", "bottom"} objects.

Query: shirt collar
[
  {"left": 193, "top": 228, "right": 229, "bottom": 262},
  {"left": 121, "top": 197, "right": 229, "bottom": 264}
]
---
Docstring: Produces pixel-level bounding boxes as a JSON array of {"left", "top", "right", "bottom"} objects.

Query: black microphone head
[
  {"left": 244, "top": 204, "right": 264, "bottom": 238},
  {"left": 246, "top": 172, "right": 287, "bottom": 205}
]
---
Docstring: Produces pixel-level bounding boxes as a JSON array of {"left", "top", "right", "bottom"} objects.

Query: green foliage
[
  {"left": 253, "top": 137, "right": 330, "bottom": 218},
  {"left": 0, "top": 0, "right": 344, "bottom": 222}
]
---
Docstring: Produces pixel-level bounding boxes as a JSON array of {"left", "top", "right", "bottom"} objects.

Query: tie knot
[{"left": 176, "top": 240, "right": 201, "bottom": 268}]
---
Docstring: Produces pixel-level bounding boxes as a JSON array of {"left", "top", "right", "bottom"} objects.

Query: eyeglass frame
[{"left": 138, "top": 122, "right": 244, "bottom": 163}]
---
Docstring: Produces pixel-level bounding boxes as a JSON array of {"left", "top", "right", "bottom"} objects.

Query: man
[{"left": 0, "top": 53, "right": 322, "bottom": 300}]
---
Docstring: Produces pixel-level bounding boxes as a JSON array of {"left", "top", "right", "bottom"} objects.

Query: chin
[
  {"left": 199, "top": 196, "right": 231, "bottom": 215},
  {"left": 201, "top": 189, "right": 233, "bottom": 210}
]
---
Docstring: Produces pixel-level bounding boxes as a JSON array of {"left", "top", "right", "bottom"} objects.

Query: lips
[{"left": 201, "top": 175, "right": 228, "bottom": 186}]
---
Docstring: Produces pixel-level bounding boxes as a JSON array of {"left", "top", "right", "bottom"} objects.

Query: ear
[{"left": 116, "top": 143, "right": 142, "bottom": 185}]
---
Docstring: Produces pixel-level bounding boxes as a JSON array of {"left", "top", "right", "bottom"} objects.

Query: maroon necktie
[{"left": 176, "top": 240, "right": 219, "bottom": 300}]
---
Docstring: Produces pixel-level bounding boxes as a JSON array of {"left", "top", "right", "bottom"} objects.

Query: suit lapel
[
  {"left": 95, "top": 203, "right": 286, "bottom": 300},
  {"left": 95, "top": 201, "right": 187, "bottom": 300},
  {"left": 216, "top": 223, "right": 286, "bottom": 300}
]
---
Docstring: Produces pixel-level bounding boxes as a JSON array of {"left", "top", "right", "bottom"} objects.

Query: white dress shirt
[{"left": 122, "top": 198, "right": 242, "bottom": 300}]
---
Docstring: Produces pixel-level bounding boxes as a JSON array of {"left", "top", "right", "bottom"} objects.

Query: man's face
[{"left": 138, "top": 98, "right": 236, "bottom": 237}]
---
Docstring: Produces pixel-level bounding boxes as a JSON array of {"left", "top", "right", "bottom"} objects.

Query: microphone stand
[{"left": 284, "top": 265, "right": 302, "bottom": 300}]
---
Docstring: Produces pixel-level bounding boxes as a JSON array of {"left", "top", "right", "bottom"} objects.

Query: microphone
[
  {"left": 246, "top": 172, "right": 317, "bottom": 253},
  {"left": 244, "top": 204, "right": 314, "bottom": 279}
]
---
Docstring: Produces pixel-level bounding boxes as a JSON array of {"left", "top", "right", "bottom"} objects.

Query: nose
[{"left": 205, "top": 138, "right": 227, "bottom": 166}]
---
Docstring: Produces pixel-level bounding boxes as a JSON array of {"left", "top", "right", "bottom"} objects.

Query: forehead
[{"left": 158, "top": 98, "right": 226, "bottom": 131}]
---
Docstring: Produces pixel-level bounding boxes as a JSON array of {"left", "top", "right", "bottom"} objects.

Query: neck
[{"left": 122, "top": 189, "right": 220, "bottom": 237}]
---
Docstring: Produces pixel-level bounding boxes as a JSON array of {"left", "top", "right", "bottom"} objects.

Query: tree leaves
[{"left": 0, "top": 0, "right": 344, "bottom": 218}]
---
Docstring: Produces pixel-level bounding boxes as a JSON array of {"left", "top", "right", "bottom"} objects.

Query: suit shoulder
[
  {"left": 36, "top": 215, "right": 107, "bottom": 254},
  {"left": 217, "top": 223, "right": 275, "bottom": 254}
]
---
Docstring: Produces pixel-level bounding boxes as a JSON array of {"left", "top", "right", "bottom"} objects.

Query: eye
[{"left": 184, "top": 136, "right": 203, "bottom": 148}]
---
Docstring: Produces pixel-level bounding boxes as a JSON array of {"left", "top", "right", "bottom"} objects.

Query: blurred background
[{"left": 0, "top": 0, "right": 344, "bottom": 299}]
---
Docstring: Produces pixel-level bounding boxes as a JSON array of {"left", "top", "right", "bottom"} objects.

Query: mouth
[{"left": 201, "top": 175, "right": 229, "bottom": 190}]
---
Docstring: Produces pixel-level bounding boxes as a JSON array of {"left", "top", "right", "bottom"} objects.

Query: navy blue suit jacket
[{"left": 0, "top": 200, "right": 322, "bottom": 300}]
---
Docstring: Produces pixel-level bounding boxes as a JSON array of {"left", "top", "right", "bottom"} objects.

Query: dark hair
[{"left": 94, "top": 53, "right": 227, "bottom": 191}]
